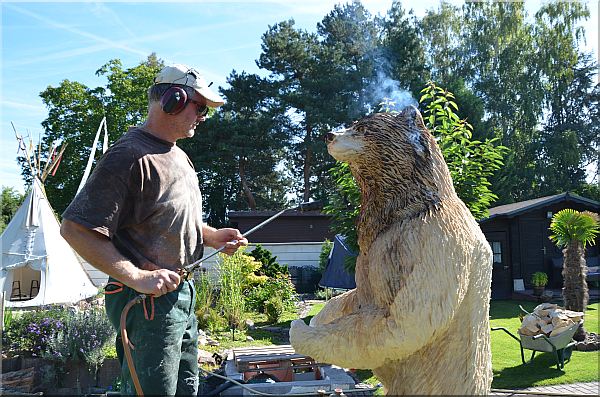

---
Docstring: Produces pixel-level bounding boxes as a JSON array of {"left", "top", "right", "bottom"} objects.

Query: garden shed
[
  {"left": 479, "top": 192, "right": 599, "bottom": 299},
  {"left": 226, "top": 209, "right": 334, "bottom": 292},
  {"left": 227, "top": 209, "right": 334, "bottom": 243}
]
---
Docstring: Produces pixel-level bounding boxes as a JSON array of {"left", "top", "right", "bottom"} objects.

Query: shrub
[
  {"left": 265, "top": 296, "right": 284, "bottom": 323},
  {"left": 195, "top": 270, "right": 215, "bottom": 319},
  {"left": 245, "top": 273, "right": 298, "bottom": 313},
  {"left": 250, "top": 244, "right": 289, "bottom": 277},
  {"left": 217, "top": 250, "right": 250, "bottom": 337},
  {"left": 314, "top": 287, "right": 345, "bottom": 300},
  {"left": 199, "top": 307, "right": 227, "bottom": 334},
  {"left": 3, "top": 307, "right": 13, "bottom": 330},
  {"left": 44, "top": 307, "right": 115, "bottom": 375},
  {"left": 3, "top": 305, "right": 68, "bottom": 357},
  {"left": 319, "top": 239, "right": 334, "bottom": 273},
  {"left": 531, "top": 272, "right": 549, "bottom": 287}
]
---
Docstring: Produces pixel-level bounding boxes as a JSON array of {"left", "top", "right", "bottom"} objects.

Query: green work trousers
[{"left": 105, "top": 277, "right": 198, "bottom": 396}]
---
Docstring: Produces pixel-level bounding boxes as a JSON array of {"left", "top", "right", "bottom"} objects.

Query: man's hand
[
  {"left": 131, "top": 267, "right": 181, "bottom": 297},
  {"left": 203, "top": 225, "right": 248, "bottom": 255}
]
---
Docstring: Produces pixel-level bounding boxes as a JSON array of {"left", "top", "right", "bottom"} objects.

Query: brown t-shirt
[{"left": 62, "top": 127, "right": 204, "bottom": 270}]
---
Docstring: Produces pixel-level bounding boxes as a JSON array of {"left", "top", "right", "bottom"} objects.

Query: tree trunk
[
  {"left": 239, "top": 158, "right": 257, "bottom": 210},
  {"left": 303, "top": 125, "right": 313, "bottom": 203},
  {"left": 561, "top": 241, "right": 589, "bottom": 341}
]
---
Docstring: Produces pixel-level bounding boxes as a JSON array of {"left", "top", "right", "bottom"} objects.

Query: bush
[
  {"left": 265, "top": 296, "right": 284, "bottom": 323},
  {"left": 531, "top": 271, "right": 549, "bottom": 287},
  {"left": 250, "top": 244, "right": 289, "bottom": 277},
  {"left": 319, "top": 239, "right": 334, "bottom": 273},
  {"left": 245, "top": 273, "right": 298, "bottom": 313},
  {"left": 198, "top": 307, "right": 227, "bottom": 334},
  {"left": 44, "top": 307, "right": 115, "bottom": 374},
  {"left": 3, "top": 304, "right": 115, "bottom": 377},
  {"left": 195, "top": 270, "right": 215, "bottom": 319},
  {"left": 217, "top": 250, "right": 250, "bottom": 335},
  {"left": 314, "top": 287, "right": 345, "bottom": 300},
  {"left": 3, "top": 305, "right": 68, "bottom": 357}
]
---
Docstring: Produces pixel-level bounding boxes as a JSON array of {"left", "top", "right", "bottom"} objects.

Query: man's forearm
[
  {"left": 202, "top": 223, "right": 219, "bottom": 248},
  {"left": 60, "top": 219, "right": 142, "bottom": 287}
]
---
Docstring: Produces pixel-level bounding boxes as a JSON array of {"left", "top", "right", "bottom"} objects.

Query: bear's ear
[
  {"left": 397, "top": 105, "right": 429, "bottom": 157},
  {"left": 398, "top": 105, "right": 425, "bottom": 127}
]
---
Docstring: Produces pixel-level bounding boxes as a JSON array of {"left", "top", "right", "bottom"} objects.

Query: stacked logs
[{"left": 518, "top": 303, "right": 584, "bottom": 337}]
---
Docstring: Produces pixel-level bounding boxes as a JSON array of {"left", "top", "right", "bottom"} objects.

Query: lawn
[{"left": 490, "top": 300, "right": 599, "bottom": 389}]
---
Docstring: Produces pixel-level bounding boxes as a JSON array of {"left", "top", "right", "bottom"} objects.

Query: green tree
[
  {"left": 258, "top": 2, "right": 379, "bottom": 203},
  {"left": 421, "top": 1, "right": 596, "bottom": 203},
  {"left": 35, "top": 55, "right": 163, "bottom": 215},
  {"left": 96, "top": 55, "right": 163, "bottom": 142},
  {"left": 181, "top": 71, "right": 290, "bottom": 226},
  {"left": 1, "top": 187, "right": 25, "bottom": 233},
  {"left": 549, "top": 209, "right": 600, "bottom": 342},
  {"left": 323, "top": 162, "right": 360, "bottom": 271},
  {"left": 460, "top": 2, "right": 544, "bottom": 204},
  {"left": 257, "top": 20, "right": 323, "bottom": 203},
  {"left": 419, "top": 82, "right": 508, "bottom": 219},
  {"left": 249, "top": 244, "right": 288, "bottom": 277},
  {"left": 532, "top": 2, "right": 596, "bottom": 198},
  {"left": 575, "top": 183, "right": 600, "bottom": 202},
  {"left": 37, "top": 80, "right": 105, "bottom": 214},
  {"left": 380, "top": 1, "right": 429, "bottom": 96}
]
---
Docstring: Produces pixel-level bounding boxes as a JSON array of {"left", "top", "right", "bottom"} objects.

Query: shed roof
[
  {"left": 228, "top": 209, "right": 328, "bottom": 218},
  {"left": 480, "top": 192, "right": 599, "bottom": 222}
]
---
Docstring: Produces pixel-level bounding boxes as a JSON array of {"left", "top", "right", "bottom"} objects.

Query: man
[{"left": 61, "top": 64, "right": 247, "bottom": 395}]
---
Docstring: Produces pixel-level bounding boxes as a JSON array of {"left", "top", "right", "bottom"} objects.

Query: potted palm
[{"left": 531, "top": 271, "right": 548, "bottom": 296}]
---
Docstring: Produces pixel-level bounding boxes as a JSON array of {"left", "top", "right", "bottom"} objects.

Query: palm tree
[{"left": 549, "top": 209, "right": 599, "bottom": 342}]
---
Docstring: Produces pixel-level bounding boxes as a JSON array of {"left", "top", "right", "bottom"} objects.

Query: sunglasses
[{"left": 188, "top": 99, "right": 209, "bottom": 117}]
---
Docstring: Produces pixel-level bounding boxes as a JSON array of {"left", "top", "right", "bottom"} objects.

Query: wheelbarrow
[{"left": 491, "top": 319, "right": 582, "bottom": 370}]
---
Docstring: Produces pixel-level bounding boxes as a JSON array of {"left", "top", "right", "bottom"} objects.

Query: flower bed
[{"left": 2, "top": 299, "right": 117, "bottom": 393}]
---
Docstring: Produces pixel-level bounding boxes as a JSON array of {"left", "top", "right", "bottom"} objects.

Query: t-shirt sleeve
[{"left": 62, "top": 145, "right": 137, "bottom": 239}]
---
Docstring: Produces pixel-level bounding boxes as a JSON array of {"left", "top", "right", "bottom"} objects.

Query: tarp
[
  {"left": 319, "top": 234, "right": 357, "bottom": 289},
  {"left": 1, "top": 178, "right": 98, "bottom": 307}
]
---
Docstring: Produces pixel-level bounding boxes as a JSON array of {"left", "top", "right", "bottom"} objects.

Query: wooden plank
[
  {"left": 236, "top": 354, "right": 307, "bottom": 364},
  {"left": 233, "top": 344, "right": 295, "bottom": 351},
  {"left": 233, "top": 345, "right": 312, "bottom": 365},
  {"left": 233, "top": 345, "right": 296, "bottom": 355}
]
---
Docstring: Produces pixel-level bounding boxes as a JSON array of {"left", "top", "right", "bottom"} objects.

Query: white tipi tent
[{"left": 1, "top": 177, "right": 98, "bottom": 307}]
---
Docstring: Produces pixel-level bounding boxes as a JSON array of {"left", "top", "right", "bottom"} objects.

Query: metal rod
[{"left": 184, "top": 208, "right": 288, "bottom": 272}]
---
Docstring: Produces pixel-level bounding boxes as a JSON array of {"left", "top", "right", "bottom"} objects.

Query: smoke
[{"left": 364, "top": 69, "right": 417, "bottom": 114}]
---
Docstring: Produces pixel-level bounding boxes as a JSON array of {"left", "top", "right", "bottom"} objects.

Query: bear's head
[{"left": 326, "top": 106, "right": 452, "bottom": 244}]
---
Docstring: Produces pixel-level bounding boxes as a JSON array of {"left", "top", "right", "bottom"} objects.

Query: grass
[
  {"left": 200, "top": 309, "right": 300, "bottom": 354},
  {"left": 490, "top": 300, "right": 599, "bottom": 389}
]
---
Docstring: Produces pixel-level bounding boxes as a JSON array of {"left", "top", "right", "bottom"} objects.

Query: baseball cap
[{"left": 154, "top": 64, "right": 224, "bottom": 108}]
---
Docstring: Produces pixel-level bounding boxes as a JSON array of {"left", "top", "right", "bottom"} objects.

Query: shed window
[{"left": 491, "top": 241, "right": 502, "bottom": 264}]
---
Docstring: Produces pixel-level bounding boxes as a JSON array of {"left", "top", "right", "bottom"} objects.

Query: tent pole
[{"left": 1, "top": 291, "right": 5, "bottom": 331}]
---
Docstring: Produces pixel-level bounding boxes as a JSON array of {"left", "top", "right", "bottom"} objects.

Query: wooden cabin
[{"left": 479, "top": 192, "right": 599, "bottom": 299}]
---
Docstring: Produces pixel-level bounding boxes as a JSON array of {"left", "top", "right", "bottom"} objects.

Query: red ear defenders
[{"left": 160, "top": 86, "right": 189, "bottom": 115}]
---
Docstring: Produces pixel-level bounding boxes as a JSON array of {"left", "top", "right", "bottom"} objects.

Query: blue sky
[{"left": 1, "top": 0, "right": 598, "bottom": 194}]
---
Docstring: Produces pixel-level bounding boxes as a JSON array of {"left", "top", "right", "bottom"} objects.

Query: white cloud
[
  {"left": 1, "top": 100, "right": 46, "bottom": 113},
  {"left": 5, "top": 3, "right": 150, "bottom": 57}
]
